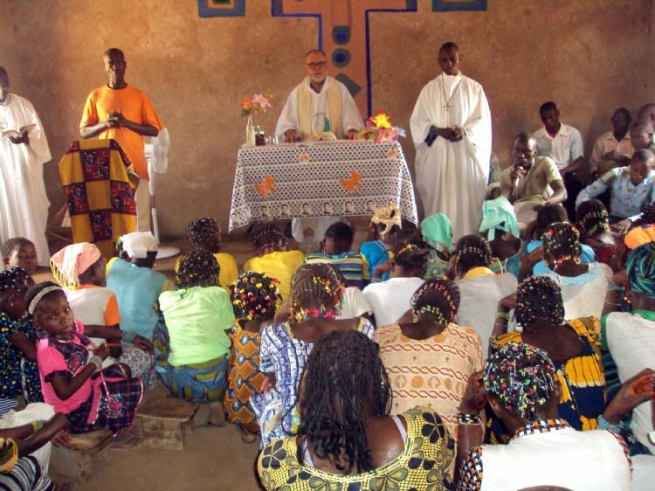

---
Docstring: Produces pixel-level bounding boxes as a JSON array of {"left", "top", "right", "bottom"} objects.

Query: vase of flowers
[
  {"left": 357, "top": 111, "right": 406, "bottom": 144},
  {"left": 241, "top": 93, "right": 273, "bottom": 147}
]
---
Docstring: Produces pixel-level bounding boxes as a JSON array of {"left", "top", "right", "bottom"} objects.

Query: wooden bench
[
  {"left": 50, "top": 429, "right": 113, "bottom": 482},
  {"left": 137, "top": 397, "right": 198, "bottom": 450}
]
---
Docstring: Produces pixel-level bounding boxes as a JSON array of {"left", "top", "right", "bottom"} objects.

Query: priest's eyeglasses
[{"left": 306, "top": 62, "right": 327, "bottom": 69}]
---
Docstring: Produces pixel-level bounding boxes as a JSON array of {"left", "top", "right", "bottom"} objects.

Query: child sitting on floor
[
  {"left": 224, "top": 271, "right": 279, "bottom": 444},
  {"left": 359, "top": 204, "right": 402, "bottom": 282},
  {"left": 156, "top": 251, "right": 235, "bottom": 425},
  {"left": 305, "top": 221, "right": 368, "bottom": 288},
  {"left": 0, "top": 268, "right": 42, "bottom": 402},
  {"left": 177, "top": 217, "right": 239, "bottom": 293},
  {"left": 50, "top": 242, "right": 156, "bottom": 388},
  {"left": 106, "top": 232, "right": 168, "bottom": 341},
  {"left": 29, "top": 282, "right": 143, "bottom": 434},
  {"left": 242, "top": 223, "right": 304, "bottom": 300},
  {"left": 2, "top": 237, "right": 38, "bottom": 280}
]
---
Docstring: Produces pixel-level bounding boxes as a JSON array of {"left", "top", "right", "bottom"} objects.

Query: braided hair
[
  {"left": 576, "top": 199, "right": 609, "bottom": 238},
  {"left": 297, "top": 329, "right": 391, "bottom": 474},
  {"left": 454, "top": 234, "right": 493, "bottom": 275},
  {"left": 186, "top": 217, "right": 219, "bottom": 247},
  {"left": 25, "top": 281, "right": 65, "bottom": 317},
  {"left": 176, "top": 251, "right": 219, "bottom": 289},
  {"left": 290, "top": 263, "right": 345, "bottom": 321},
  {"left": 230, "top": 271, "right": 279, "bottom": 320},
  {"left": 0, "top": 267, "right": 29, "bottom": 293},
  {"left": 252, "top": 223, "right": 287, "bottom": 255},
  {"left": 515, "top": 275, "right": 565, "bottom": 328},
  {"left": 627, "top": 241, "right": 655, "bottom": 298},
  {"left": 394, "top": 244, "right": 430, "bottom": 277},
  {"left": 411, "top": 278, "right": 460, "bottom": 324},
  {"left": 484, "top": 342, "right": 556, "bottom": 420},
  {"left": 542, "top": 222, "right": 582, "bottom": 266}
]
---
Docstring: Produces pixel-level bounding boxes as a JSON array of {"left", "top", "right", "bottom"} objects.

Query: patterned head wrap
[
  {"left": 479, "top": 196, "right": 520, "bottom": 240},
  {"left": 186, "top": 217, "right": 219, "bottom": 246},
  {"left": 515, "top": 275, "right": 564, "bottom": 328},
  {"left": 371, "top": 204, "right": 402, "bottom": 236},
  {"left": 484, "top": 343, "right": 557, "bottom": 420},
  {"left": 231, "top": 271, "right": 280, "bottom": 320},
  {"left": 627, "top": 241, "right": 655, "bottom": 298},
  {"left": 421, "top": 213, "right": 453, "bottom": 252},
  {"left": 176, "top": 251, "right": 219, "bottom": 289},
  {"left": 118, "top": 232, "right": 159, "bottom": 259},
  {"left": 50, "top": 243, "right": 102, "bottom": 289}
]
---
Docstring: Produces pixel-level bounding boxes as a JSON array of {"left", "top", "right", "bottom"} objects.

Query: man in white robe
[
  {"left": 410, "top": 42, "right": 492, "bottom": 240},
  {"left": 0, "top": 67, "right": 51, "bottom": 266},
  {"left": 276, "top": 49, "right": 364, "bottom": 246}
]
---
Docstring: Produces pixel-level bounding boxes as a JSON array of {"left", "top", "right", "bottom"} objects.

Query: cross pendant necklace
[{"left": 441, "top": 76, "right": 462, "bottom": 114}]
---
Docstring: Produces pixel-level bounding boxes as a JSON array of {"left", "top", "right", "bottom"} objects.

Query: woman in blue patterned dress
[{"left": 251, "top": 263, "right": 375, "bottom": 445}]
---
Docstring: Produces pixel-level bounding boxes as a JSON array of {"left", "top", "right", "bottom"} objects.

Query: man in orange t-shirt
[{"left": 80, "top": 47, "right": 163, "bottom": 232}]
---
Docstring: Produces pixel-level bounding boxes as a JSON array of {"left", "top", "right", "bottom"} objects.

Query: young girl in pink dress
[{"left": 28, "top": 282, "right": 143, "bottom": 434}]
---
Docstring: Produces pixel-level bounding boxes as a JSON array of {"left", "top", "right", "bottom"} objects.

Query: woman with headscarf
[
  {"left": 478, "top": 196, "right": 522, "bottom": 277},
  {"left": 603, "top": 242, "right": 655, "bottom": 459},
  {"left": 420, "top": 213, "right": 454, "bottom": 279},
  {"left": 491, "top": 276, "right": 606, "bottom": 438},
  {"left": 359, "top": 204, "right": 402, "bottom": 282}
]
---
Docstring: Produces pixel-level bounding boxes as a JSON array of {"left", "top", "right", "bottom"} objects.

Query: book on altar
[{"left": 1, "top": 124, "right": 35, "bottom": 138}]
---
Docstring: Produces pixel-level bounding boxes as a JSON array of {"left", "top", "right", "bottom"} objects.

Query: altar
[{"left": 228, "top": 140, "right": 417, "bottom": 231}]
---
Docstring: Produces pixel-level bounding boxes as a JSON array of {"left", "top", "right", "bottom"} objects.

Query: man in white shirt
[
  {"left": 532, "top": 101, "right": 584, "bottom": 218},
  {"left": 410, "top": 42, "right": 492, "bottom": 240},
  {"left": 275, "top": 49, "right": 364, "bottom": 142},
  {"left": 590, "top": 107, "right": 633, "bottom": 173}
]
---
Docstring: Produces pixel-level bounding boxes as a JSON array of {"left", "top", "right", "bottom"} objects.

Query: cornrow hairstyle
[
  {"left": 484, "top": 342, "right": 556, "bottom": 421},
  {"left": 297, "top": 329, "right": 391, "bottom": 474},
  {"left": 290, "top": 263, "right": 345, "bottom": 321},
  {"left": 542, "top": 221, "right": 582, "bottom": 264},
  {"left": 25, "top": 281, "right": 65, "bottom": 318},
  {"left": 627, "top": 241, "right": 655, "bottom": 298},
  {"left": 186, "top": 217, "right": 219, "bottom": 247},
  {"left": 1, "top": 237, "right": 33, "bottom": 260},
  {"left": 230, "top": 271, "right": 279, "bottom": 320},
  {"left": 176, "top": 251, "right": 219, "bottom": 289},
  {"left": 642, "top": 203, "right": 655, "bottom": 225},
  {"left": 394, "top": 244, "right": 430, "bottom": 277},
  {"left": 576, "top": 199, "right": 609, "bottom": 239},
  {"left": 252, "top": 223, "right": 287, "bottom": 255},
  {"left": 411, "top": 278, "right": 460, "bottom": 325},
  {"left": 454, "top": 234, "right": 493, "bottom": 275},
  {"left": 515, "top": 275, "right": 565, "bottom": 328}
]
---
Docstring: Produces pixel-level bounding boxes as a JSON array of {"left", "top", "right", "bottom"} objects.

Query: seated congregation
[{"left": 1, "top": 106, "right": 655, "bottom": 490}]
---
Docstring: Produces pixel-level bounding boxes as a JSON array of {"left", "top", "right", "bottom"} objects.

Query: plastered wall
[{"left": 1, "top": 0, "right": 653, "bottom": 238}]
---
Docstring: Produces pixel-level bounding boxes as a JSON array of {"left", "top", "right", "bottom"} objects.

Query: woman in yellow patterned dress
[
  {"left": 257, "top": 329, "right": 455, "bottom": 491},
  {"left": 490, "top": 275, "right": 606, "bottom": 441},
  {"left": 224, "top": 272, "right": 278, "bottom": 444}
]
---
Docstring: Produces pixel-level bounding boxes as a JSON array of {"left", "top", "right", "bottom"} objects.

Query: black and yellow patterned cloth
[{"left": 257, "top": 406, "right": 455, "bottom": 491}]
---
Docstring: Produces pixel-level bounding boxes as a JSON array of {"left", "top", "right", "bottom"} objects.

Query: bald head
[{"left": 512, "top": 132, "right": 538, "bottom": 169}]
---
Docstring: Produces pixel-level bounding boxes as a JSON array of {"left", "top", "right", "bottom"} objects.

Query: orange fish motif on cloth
[
  {"left": 254, "top": 175, "right": 276, "bottom": 196},
  {"left": 340, "top": 170, "right": 362, "bottom": 192}
]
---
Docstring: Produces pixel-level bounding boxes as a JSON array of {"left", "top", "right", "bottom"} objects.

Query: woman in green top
[{"left": 155, "top": 251, "right": 235, "bottom": 425}]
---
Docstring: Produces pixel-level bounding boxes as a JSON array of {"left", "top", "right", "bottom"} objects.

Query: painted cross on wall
[{"left": 198, "top": 0, "right": 487, "bottom": 116}]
